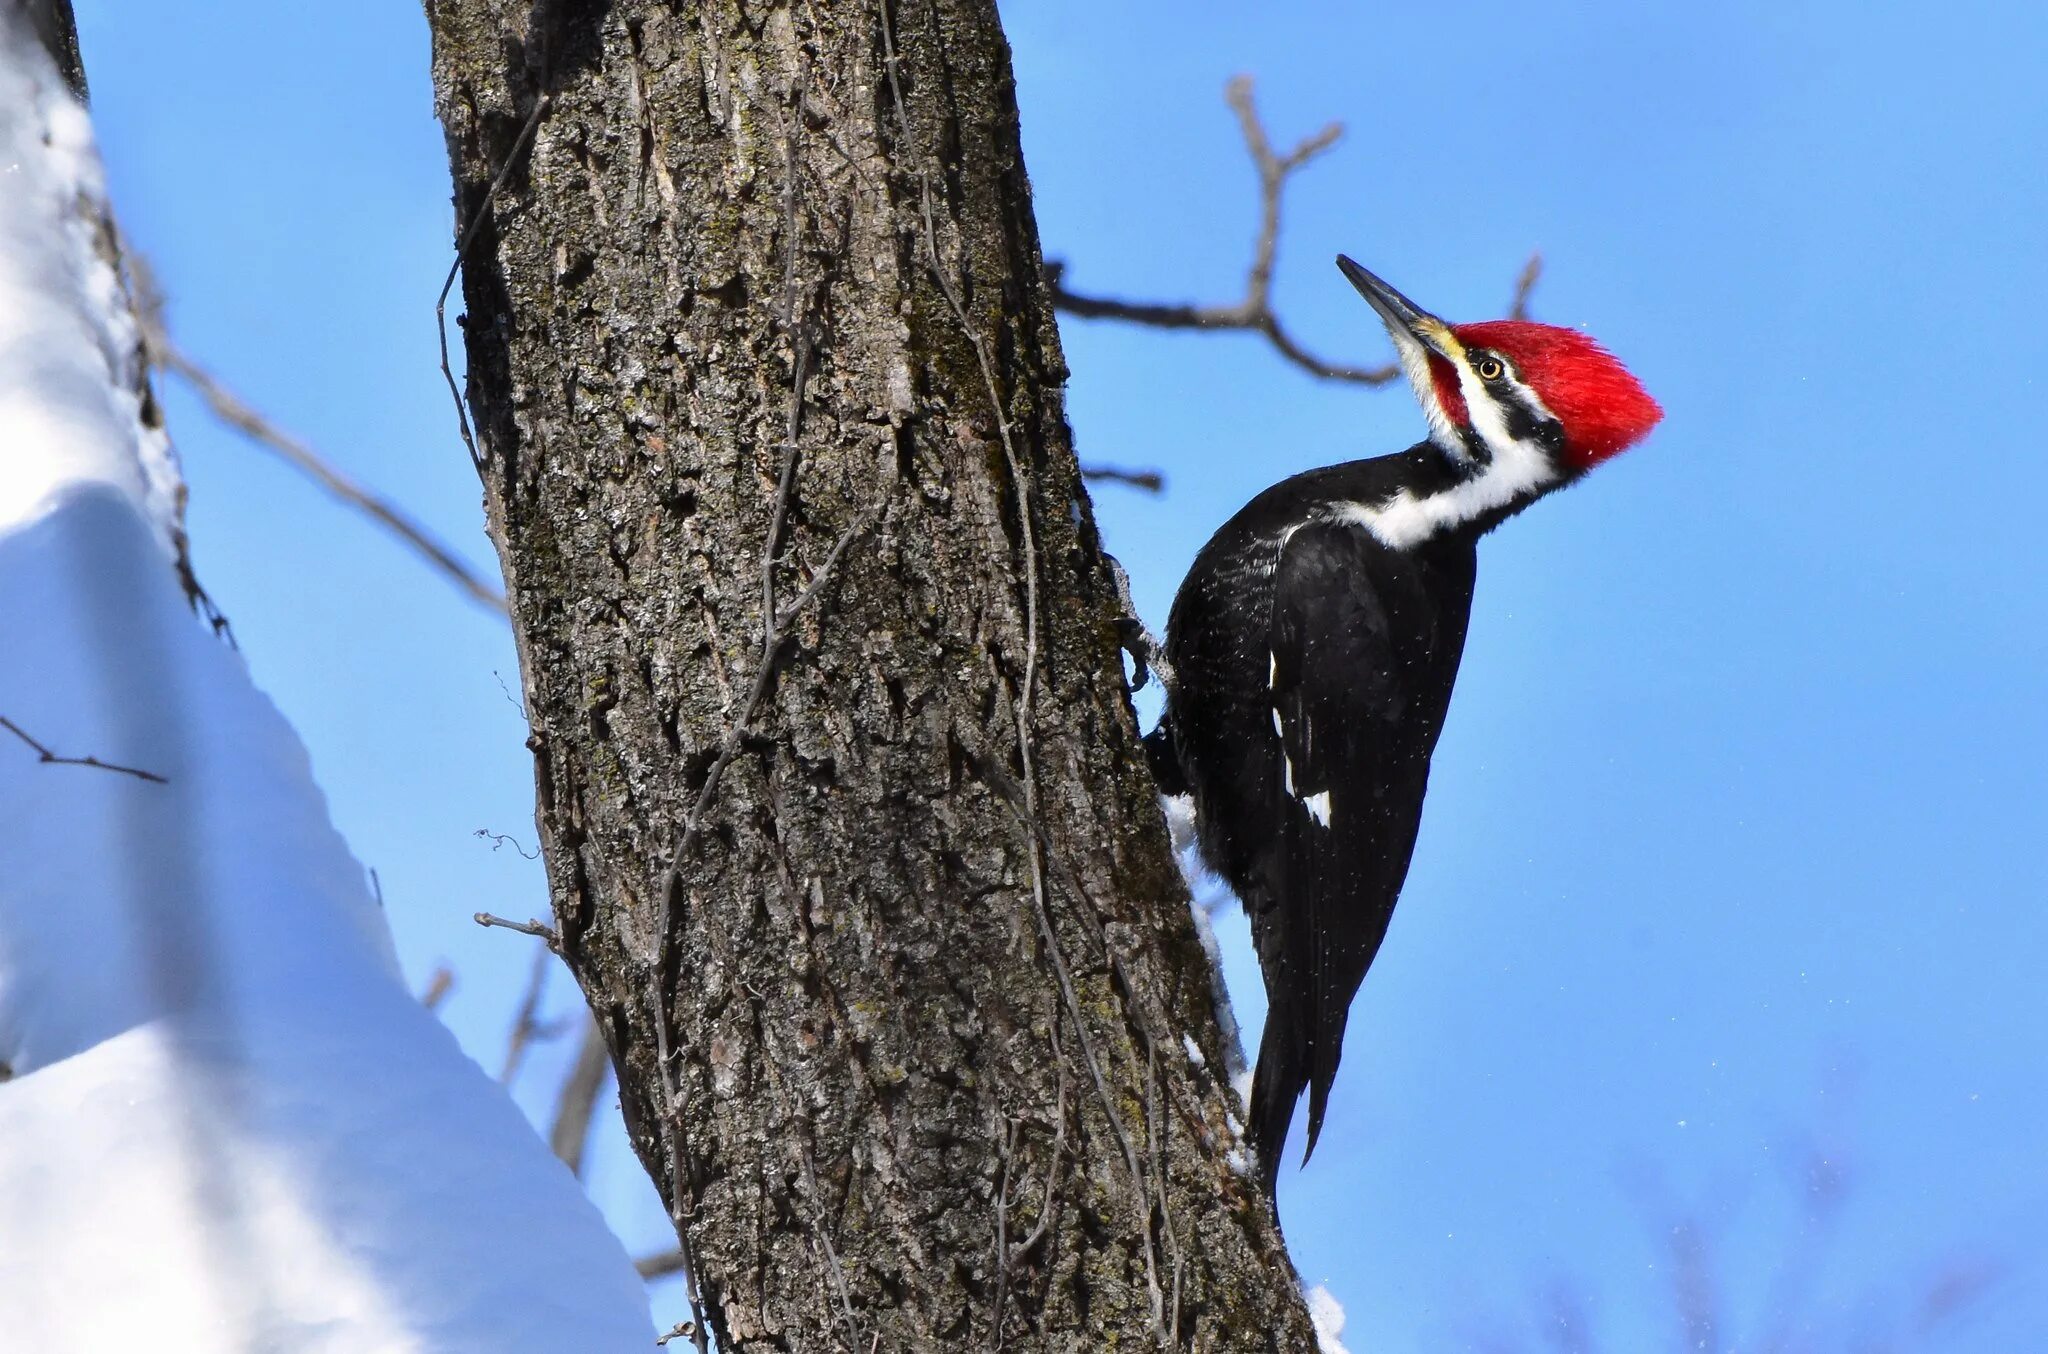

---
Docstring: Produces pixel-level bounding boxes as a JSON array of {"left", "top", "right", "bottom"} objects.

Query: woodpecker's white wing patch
[{"left": 1303, "top": 790, "right": 1332, "bottom": 827}]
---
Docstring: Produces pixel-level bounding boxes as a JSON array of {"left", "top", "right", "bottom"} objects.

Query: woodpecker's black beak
[{"left": 1336, "top": 255, "right": 1454, "bottom": 357}]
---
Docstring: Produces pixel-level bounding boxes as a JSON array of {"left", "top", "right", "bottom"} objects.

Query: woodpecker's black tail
[
  {"left": 1244, "top": 813, "right": 1374, "bottom": 1200},
  {"left": 1247, "top": 1001, "right": 1306, "bottom": 1198}
]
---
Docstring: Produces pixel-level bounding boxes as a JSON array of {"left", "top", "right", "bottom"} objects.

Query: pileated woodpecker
[{"left": 1146, "top": 257, "right": 1662, "bottom": 1194}]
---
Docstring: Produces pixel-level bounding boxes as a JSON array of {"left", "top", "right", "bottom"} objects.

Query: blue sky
[{"left": 74, "top": 2, "right": 2048, "bottom": 1347}]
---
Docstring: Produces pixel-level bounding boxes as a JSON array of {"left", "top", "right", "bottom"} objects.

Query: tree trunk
[{"left": 425, "top": 3, "right": 1314, "bottom": 1348}]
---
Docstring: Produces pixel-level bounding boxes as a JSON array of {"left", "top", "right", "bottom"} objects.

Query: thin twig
[
  {"left": 548, "top": 1016, "right": 611, "bottom": 1175},
  {"left": 1509, "top": 251, "right": 1545, "bottom": 322},
  {"left": 988, "top": 765, "right": 1233, "bottom": 1201},
  {"left": 798, "top": 1138, "right": 865, "bottom": 1346},
  {"left": 418, "top": 965, "right": 456, "bottom": 1012},
  {"left": 637, "top": 1249, "right": 689, "bottom": 1281},
  {"left": 1145, "top": 1026, "right": 1186, "bottom": 1344},
  {"left": 1046, "top": 77, "right": 1394, "bottom": 386},
  {"left": 126, "top": 259, "right": 509, "bottom": 618},
  {"left": 0, "top": 715, "right": 165, "bottom": 784},
  {"left": 439, "top": 94, "right": 552, "bottom": 477},
  {"left": 989, "top": 1114, "right": 1020, "bottom": 1351},
  {"left": 1079, "top": 464, "right": 1165, "bottom": 494},
  {"left": 1048, "top": 77, "right": 1541, "bottom": 383},
  {"left": 1007, "top": 1043, "right": 1068, "bottom": 1267},
  {"left": 159, "top": 348, "right": 507, "bottom": 614},
  {"left": 492, "top": 669, "right": 529, "bottom": 719},
  {"left": 473, "top": 911, "right": 559, "bottom": 949},
  {"left": 657, "top": 512, "right": 872, "bottom": 897},
  {"left": 499, "top": 940, "right": 555, "bottom": 1085}
]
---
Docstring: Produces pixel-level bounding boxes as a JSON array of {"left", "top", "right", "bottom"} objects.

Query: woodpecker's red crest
[
  {"left": 1444, "top": 320, "right": 1662, "bottom": 470},
  {"left": 1337, "top": 255, "right": 1661, "bottom": 477}
]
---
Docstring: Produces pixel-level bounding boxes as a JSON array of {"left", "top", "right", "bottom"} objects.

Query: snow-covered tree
[{"left": 0, "top": 10, "right": 653, "bottom": 1348}]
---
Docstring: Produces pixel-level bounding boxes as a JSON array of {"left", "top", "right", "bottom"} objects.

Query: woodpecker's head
[{"left": 1337, "top": 255, "right": 1661, "bottom": 478}]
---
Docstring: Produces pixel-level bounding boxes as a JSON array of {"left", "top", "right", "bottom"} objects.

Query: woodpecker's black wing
[{"left": 1247, "top": 519, "right": 1442, "bottom": 1179}]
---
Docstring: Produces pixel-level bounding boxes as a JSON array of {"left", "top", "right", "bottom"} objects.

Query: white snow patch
[
  {"left": 1305, "top": 1284, "right": 1351, "bottom": 1354},
  {"left": 1161, "top": 791, "right": 1198, "bottom": 857},
  {"left": 1232, "top": 1067, "right": 1255, "bottom": 1116},
  {"left": 0, "top": 23, "right": 181, "bottom": 556},
  {"left": 0, "top": 21, "right": 651, "bottom": 1350},
  {"left": 1182, "top": 861, "right": 1250, "bottom": 1096},
  {"left": 1181, "top": 1033, "right": 1205, "bottom": 1069}
]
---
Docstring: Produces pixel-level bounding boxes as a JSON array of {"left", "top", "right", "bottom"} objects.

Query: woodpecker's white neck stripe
[{"left": 1338, "top": 372, "right": 1563, "bottom": 549}]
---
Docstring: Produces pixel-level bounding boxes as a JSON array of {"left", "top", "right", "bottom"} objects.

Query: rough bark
[{"left": 425, "top": 3, "right": 1314, "bottom": 1349}]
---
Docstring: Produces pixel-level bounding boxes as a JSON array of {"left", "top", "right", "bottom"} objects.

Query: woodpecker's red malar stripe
[{"left": 1426, "top": 353, "right": 1470, "bottom": 429}]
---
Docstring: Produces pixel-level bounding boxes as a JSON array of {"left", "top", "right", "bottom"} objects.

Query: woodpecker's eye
[{"left": 1475, "top": 356, "right": 1505, "bottom": 381}]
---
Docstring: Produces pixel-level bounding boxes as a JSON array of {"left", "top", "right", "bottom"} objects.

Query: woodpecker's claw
[
  {"left": 1117, "top": 615, "right": 1157, "bottom": 691},
  {"left": 1105, "top": 553, "right": 1173, "bottom": 695}
]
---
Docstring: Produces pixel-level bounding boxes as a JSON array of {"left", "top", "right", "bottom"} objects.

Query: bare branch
[
  {"left": 473, "top": 911, "right": 559, "bottom": 949},
  {"left": 1080, "top": 464, "right": 1165, "bottom": 494},
  {"left": 499, "top": 941, "right": 554, "bottom": 1085},
  {"left": 158, "top": 360, "right": 505, "bottom": 613},
  {"left": 1045, "top": 77, "right": 1395, "bottom": 387},
  {"left": 418, "top": 965, "right": 456, "bottom": 1012},
  {"left": 637, "top": 1249, "right": 689, "bottom": 1282},
  {"left": 1047, "top": 77, "right": 1540, "bottom": 385},
  {"left": 0, "top": 715, "right": 166, "bottom": 784},
  {"left": 548, "top": 1016, "right": 611, "bottom": 1175},
  {"left": 1509, "top": 251, "right": 1544, "bottom": 322},
  {"left": 126, "top": 260, "right": 509, "bottom": 618}
]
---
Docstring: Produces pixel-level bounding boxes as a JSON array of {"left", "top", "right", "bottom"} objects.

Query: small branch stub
[{"left": 473, "top": 911, "right": 559, "bottom": 950}]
